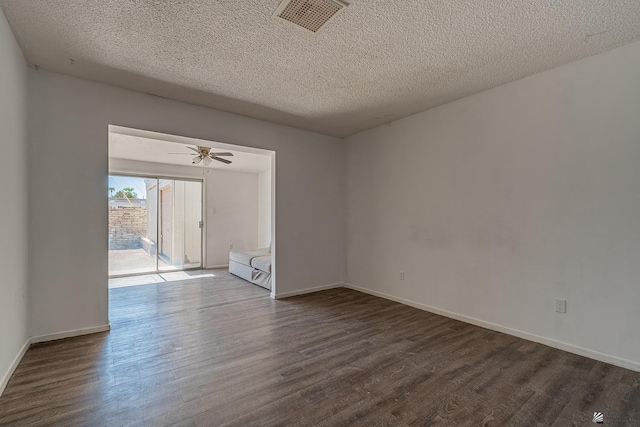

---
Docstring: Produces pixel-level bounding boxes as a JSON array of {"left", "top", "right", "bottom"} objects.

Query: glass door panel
[
  {"left": 108, "top": 175, "right": 158, "bottom": 276},
  {"left": 158, "top": 179, "right": 202, "bottom": 271}
]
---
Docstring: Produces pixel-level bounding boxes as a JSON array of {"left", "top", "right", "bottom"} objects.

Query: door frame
[
  {"left": 159, "top": 184, "right": 173, "bottom": 263},
  {"left": 108, "top": 124, "right": 276, "bottom": 298}
]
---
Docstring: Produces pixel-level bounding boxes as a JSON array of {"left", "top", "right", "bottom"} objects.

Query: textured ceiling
[
  {"left": 2, "top": 1, "right": 640, "bottom": 137},
  {"left": 109, "top": 134, "right": 272, "bottom": 173}
]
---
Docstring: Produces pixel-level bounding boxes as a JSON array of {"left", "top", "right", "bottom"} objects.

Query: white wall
[
  {"left": 0, "top": 8, "right": 29, "bottom": 393},
  {"left": 109, "top": 158, "right": 261, "bottom": 268},
  {"left": 258, "top": 169, "right": 272, "bottom": 249},
  {"left": 206, "top": 169, "right": 259, "bottom": 266},
  {"left": 29, "top": 70, "right": 344, "bottom": 337},
  {"left": 346, "top": 39, "right": 640, "bottom": 370}
]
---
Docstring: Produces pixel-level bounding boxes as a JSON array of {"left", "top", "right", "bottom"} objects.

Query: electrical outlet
[
  {"left": 229, "top": 243, "right": 233, "bottom": 250},
  {"left": 555, "top": 298, "right": 567, "bottom": 313},
  {"left": 399, "top": 271, "right": 404, "bottom": 281}
]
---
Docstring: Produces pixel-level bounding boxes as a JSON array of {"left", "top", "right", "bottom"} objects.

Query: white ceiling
[
  {"left": 109, "top": 133, "right": 272, "bottom": 173},
  {"left": 3, "top": 0, "right": 640, "bottom": 137}
]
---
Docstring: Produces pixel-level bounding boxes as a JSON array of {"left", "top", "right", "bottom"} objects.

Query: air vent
[{"left": 274, "top": 0, "right": 349, "bottom": 32}]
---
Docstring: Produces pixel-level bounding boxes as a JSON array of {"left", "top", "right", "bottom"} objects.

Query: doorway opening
[
  {"left": 108, "top": 174, "right": 203, "bottom": 277},
  {"left": 107, "top": 125, "right": 276, "bottom": 297}
]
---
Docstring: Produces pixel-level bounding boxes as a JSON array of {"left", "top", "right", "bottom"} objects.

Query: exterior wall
[{"left": 108, "top": 206, "right": 147, "bottom": 250}]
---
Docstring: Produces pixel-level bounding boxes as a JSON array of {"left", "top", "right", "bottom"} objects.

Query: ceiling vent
[{"left": 274, "top": 0, "right": 349, "bottom": 32}]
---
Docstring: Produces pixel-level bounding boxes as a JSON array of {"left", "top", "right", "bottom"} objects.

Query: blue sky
[{"left": 108, "top": 175, "right": 149, "bottom": 199}]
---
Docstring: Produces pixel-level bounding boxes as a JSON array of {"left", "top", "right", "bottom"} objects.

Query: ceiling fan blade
[
  {"left": 186, "top": 146, "right": 199, "bottom": 153},
  {"left": 203, "top": 156, "right": 212, "bottom": 166},
  {"left": 167, "top": 152, "right": 194, "bottom": 155},
  {"left": 212, "top": 156, "right": 232, "bottom": 164},
  {"left": 210, "top": 152, "right": 234, "bottom": 157}
]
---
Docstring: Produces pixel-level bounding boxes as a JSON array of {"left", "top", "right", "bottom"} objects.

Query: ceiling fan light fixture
[{"left": 168, "top": 146, "right": 233, "bottom": 166}]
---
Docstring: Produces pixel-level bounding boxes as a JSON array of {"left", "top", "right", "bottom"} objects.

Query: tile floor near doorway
[
  {"left": 1, "top": 270, "right": 639, "bottom": 426},
  {"left": 108, "top": 248, "right": 201, "bottom": 277},
  {"left": 108, "top": 269, "right": 218, "bottom": 289}
]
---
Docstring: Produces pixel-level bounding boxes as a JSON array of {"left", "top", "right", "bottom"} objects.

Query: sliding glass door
[
  {"left": 157, "top": 179, "right": 202, "bottom": 271},
  {"left": 108, "top": 174, "right": 202, "bottom": 277}
]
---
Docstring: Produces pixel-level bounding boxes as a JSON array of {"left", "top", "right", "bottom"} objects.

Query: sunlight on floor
[{"left": 108, "top": 270, "right": 218, "bottom": 289}]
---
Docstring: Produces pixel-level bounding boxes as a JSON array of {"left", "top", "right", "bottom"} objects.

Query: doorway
[
  {"left": 108, "top": 174, "right": 203, "bottom": 277},
  {"left": 108, "top": 125, "right": 276, "bottom": 296}
]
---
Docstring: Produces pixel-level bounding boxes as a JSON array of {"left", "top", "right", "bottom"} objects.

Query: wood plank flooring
[{"left": 1, "top": 270, "right": 639, "bottom": 426}]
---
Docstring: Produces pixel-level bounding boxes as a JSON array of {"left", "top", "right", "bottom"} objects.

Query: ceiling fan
[{"left": 168, "top": 146, "right": 234, "bottom": 165}]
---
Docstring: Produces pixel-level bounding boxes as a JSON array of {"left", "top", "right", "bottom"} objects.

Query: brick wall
[{"left": 109, "top": 206, "right": 147, "bottom": 250}]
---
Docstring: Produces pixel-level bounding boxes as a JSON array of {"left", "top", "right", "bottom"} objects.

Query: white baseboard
[
  {"left": 30, "top": 324, "right": 111, "bottom": 344},
  {"left": 272, "top": 282, "right": 343, "bottom": 299},
  {"left": 205, "top": 264, "right": 229, "bottom": 269},
  {"left": 0, "top": 338, "right": 30, "bottom": 397},
  {"left": 343, "top": 283, "right": 640, "bottom": 372},
  {"left": 1, "top": 324, "right": 112, "bottom": 397}
]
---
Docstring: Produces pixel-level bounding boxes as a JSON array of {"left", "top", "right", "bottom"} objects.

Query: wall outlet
[
  {"left": 399, "top": 271, "right": 404, "bottom": 281},
  {"left": 555, "top": 298, "right": 567, "bottom": 313},
  {"left": 229, "top": 243, "right": 233, "bottom": 250}
]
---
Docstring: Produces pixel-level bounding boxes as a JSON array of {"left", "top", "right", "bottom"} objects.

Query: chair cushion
[{"left": 250, "top": 255, "right": 271, "bottom": 274}]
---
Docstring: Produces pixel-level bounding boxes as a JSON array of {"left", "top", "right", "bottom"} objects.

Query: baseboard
[
  {"left": 1, "top": 324, "right": 112, "bottom": 396},
  {"left": 205, "top": 264, "right": 229, "bottom": 269},
  {"left": 0, "top": 338, "right": 30, "bottom": 397},
  {"left": 30, "top": 324, "right": 111, "bottom": 344},
  {"left": 343, "top": 283, "right": 640, "bottom": 372},
  {"left": 272, "top": 282, "right": 344, "bottom": 299}
]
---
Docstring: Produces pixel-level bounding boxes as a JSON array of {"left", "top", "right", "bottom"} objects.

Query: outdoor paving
[{"left": 109, "top": 248, "right": 168, "bottom": 276}]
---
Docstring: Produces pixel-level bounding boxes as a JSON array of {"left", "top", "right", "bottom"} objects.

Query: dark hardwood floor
[{"left": 1, "top": 270, "right": 639, "bottom": 426}]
